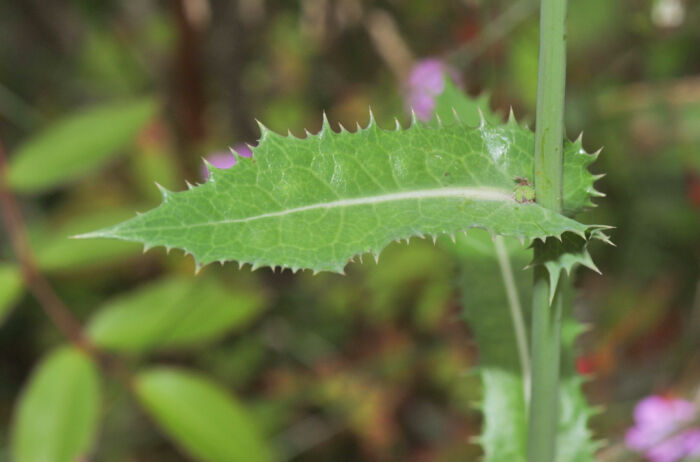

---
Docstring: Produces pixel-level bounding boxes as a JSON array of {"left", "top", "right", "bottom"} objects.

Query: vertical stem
[
  {"left": 528, "top": 0, "right": 568, "bottom": 461},
  {"left": 528, "top": 266, "right": 564, "bottom": 461},
  {"left": 533, "top": 0, "right": 566, "bottom": 211}
]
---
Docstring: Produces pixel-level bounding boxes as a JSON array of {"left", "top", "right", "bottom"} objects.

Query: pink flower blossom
[
  {"left": 626, "top": 395, "right": 700, "bottom": 462},
  {"left": 405, "top": 58, "right": 461, "bottom": 121},
  {"left": 201, "top": 144, "right": 253, "bottom": 180}
]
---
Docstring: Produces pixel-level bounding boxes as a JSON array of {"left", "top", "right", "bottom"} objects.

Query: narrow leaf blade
[
  {"left": 8, "top": 98, "right": 156, "bottom": 193},
  {"left": 134, "top": 368, "right": 272, "bottom": 462},
  {"left": 87, "top": 276, "right": 264, "bottom": 353},
  {"left": 11, "top": 347, "right": 101, "bottom": 462},
  {"left": 434, "top": 79, "right": 502, "bottom": 127}
]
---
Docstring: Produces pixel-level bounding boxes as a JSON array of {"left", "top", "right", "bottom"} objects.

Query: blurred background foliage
[{"left": 0, "top": 0, "right": 698, "bottom": 461}]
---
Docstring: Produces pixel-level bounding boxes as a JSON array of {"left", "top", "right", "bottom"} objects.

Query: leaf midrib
[{"left": 81, "top": 186, "right": 514, "bottom": 235}]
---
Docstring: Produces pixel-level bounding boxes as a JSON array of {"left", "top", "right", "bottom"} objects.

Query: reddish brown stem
[
  {"left": 0, "top": 136, "right": 96, "bottom": 354},
  {"left": 0, "top": 135, "right": 135, "bottom": 387}
]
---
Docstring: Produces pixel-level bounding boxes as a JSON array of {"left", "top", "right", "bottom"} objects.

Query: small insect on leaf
[{"left": 513, "top": 177, "right": 536, "bottom": 204}]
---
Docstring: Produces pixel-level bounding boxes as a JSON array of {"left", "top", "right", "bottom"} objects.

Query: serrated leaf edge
[{"left": 77, "top": 110, "right": 605, "bottom": 275}]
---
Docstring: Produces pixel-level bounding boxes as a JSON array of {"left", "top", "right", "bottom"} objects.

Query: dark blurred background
[{"left": 0, "top": 0, "right": 698, "bottom": 461}]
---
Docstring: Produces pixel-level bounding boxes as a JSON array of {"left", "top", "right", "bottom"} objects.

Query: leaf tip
[{"left": 70, "top": 230, "right": 102, "bottom": 240}]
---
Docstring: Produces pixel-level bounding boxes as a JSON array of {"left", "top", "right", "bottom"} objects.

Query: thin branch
[
  {"left": 445, "top": 0, "right": 539, "bottom": 69},
  {"left": 364, "top": 9, "right": 415, "bottom": 81},
  {"left": 0, "top": 135, "right": 94, "bottom": 354},
  {"left": 0, "top": 133, "right": 135, "bottom": 387},
  {"left": 493, "top": 235, "right": 531, "bottom": 403}
]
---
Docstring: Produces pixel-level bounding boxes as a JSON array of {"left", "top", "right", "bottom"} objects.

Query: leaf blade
[
  {"left": 8, "top": 98, "right": 156, "bottom": 193},
  {"left": 81, "top": 117, "right": 599, "bottom": 273},
  {"left": 87, "top": 276, "right": 264, "bottom": 353},
  {"left": 11, "top": 347, "right": 101, "bottom": 462},
  {"left": 134, "top": 368, "right": 272, "bottom": 462}
]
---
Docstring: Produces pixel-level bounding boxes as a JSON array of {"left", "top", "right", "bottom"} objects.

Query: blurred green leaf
[
  {"left": 87, "top": 276, "right": 264, "bottom": 353},
  {"left": 79, "top": 28, "right": 147, "bottom": 95},
  {"left": 7, "top": 99, "right": 157, "bottom": 193},
  {"left": 0, "top": 263, "right": 23, "bottom": 325},
  {"left": 134, "top": 368, "right": 272, "bottom": 462},
  {"left": 448, "top": 227, "right": 529, "bottom": 261},
  {"left": 507, "top": 25, "right": 539, "bottom": 109},
  {"left": 11, "top": 347, "right": 100, "bottom": 462},
  {"left": 33, "top": 209, "right": 142, "bottom": 272},
  {"left": 130, "top": 135, "right": 181, "bottom": 204},
  {"left": 364, "top": 239, "right": 453, "bottom": 324},
  {"left": 568, "top": 0, "right": 618, "bottom": 53},
  {"left": 434, "top": 79, "right": 501, "bottom": 127}
]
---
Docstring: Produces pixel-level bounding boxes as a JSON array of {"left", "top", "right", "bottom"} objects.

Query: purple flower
[
  {"left": 201, "top": 144, "right": 253, "bottom": 180},
  {"left": 626, "top": 395, "right": 700, "bottom": 462},
  {"left": 405, "top": 58, "right": 461, "bottom": 121}
]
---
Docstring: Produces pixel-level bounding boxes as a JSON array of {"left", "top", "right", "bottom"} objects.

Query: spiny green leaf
[
  {"left": 434, "top": 79, "right": 502, "bottom": 127},
  {"left": 0, "top": 263, "right": 23, "bottom": 325},
  {"left": 80, "top": 112, "right": 602, "bottom": 274},
  {"left": 530, "top": 232, "right": 607, "bottom": 303},
  {"left": 134, "top": 367, "right": 272, "bottom": 462},
  {"left": 557, "top": 311, "right": 604, "bottom": 462},
  {"left": 457, "top": 231, "right": 601, "bottom": 461},
  {"left": 7, "top": 98, "right": 156, "bottom": 193},
  {"left": 434, "top": 78, "right": 604, "bottom": 217},
  {"left": 457, "top": 231, "right": 530, "bottom": 461},
  {"left": 11, "top": 347, "right": 101, "bottom": 462},
  {"left": 87, "top": 276, "right": 265, "bottom": 353}
]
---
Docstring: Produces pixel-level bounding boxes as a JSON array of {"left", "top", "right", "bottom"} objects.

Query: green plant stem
[
  {"left": 529, "top": 265, "right": 564, "bottom": 461},
  {"left": 528, "top": 0, "right": 568, "bottom": 460},
  {"left": 533, "top": 0, "right": 567, "bottom": 210},
  {"left": 493, "top": 236, "right": 530, "bottom": 401}
]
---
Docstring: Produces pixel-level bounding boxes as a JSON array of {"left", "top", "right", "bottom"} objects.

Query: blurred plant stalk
[
  {"left": 0, "top": 135, "right": 131, "bottom": 384},
  {"left": 0, "top": 137, "right": 91, "bottom": 351}
]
